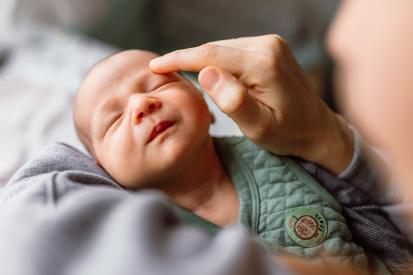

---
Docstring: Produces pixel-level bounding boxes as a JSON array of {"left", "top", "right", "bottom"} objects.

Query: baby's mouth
[{"left": 147, "top": 121, "right": 175, "bottom": 144}]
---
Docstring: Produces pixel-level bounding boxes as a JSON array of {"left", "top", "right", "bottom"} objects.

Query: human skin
[
  {"left": 149, "top": 35, "right": 354, "bottom": 176},
  {"left": 74, "top": 50, "right": 239, "bottom": 225},
  {"left": 327, "top": 0, "right": 413, "bottom": 196}
]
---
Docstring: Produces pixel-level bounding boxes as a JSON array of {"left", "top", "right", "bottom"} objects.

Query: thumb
[{"left": 198, "top": 66, "right": 267, "bottom": 136}]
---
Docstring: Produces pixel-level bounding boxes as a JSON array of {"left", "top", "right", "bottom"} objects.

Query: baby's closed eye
[
  {"left": 148, "top": 79, "right": 179, "bottom": 93},
  {"left": 104, "top": 113, "right": 124, "bottom": 136}
]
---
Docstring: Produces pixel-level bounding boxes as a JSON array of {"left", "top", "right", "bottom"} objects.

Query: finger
[
  {"left": 149, "top": 44, "right": 254, "bottom": 75},
  {"left": 198, "top": 66, "right": 270, "bottom": 137},
  {"left": 209, "top": 37, "right": 263, "bottom": 52},
  {"left": 209, "top": 34, "right": 282, "bottom": 53}
]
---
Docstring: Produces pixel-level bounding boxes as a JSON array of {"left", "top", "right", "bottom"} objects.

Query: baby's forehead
[
  {"left": 85, "top": 51, "right": 159, "bottom": 95},
  {"left": 92, "top": 51, "right": 156, "bottom": 80}
]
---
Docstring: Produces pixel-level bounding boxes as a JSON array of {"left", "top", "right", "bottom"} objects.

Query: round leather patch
[{"left": 284, "top": 207, "right": 328, "bottom": 247}]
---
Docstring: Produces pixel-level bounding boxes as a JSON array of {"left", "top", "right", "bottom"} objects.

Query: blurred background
[{"left": 0, "top": 0, "right": 339, "bottom": 185}]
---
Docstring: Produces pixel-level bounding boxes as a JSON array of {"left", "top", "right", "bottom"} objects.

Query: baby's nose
[{"left": 132, "top": 99, "right": 162, "bottom": 124}]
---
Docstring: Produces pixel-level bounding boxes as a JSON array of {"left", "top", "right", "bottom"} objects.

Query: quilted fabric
[{"left": 175, "top": 136, "right": 368, "bottom": 267}]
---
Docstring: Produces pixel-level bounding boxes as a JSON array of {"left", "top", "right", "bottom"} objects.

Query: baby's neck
[{"left": 157, "top": 138, "right": 239, "bottom": 226}]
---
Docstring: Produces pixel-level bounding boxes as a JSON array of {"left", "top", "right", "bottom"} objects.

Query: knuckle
[
  {"left": 258, "top": 55, "right": 282, "bottom": 79},
  {"left": 250, "top": 35, "right": 290, "bottom": 75},
  {"left": 263, "top": 35, "right": 289, "bottom": 63},
  {"left": 199, "top": 43, "right": 219, "bottom": 59},
  {"left": 263, "top": 34, "right": 287, "bottom": 50}
]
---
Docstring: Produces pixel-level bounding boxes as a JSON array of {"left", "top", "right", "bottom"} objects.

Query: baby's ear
[{"left": 210, "top": 111, "right": 216, "bottom": 124}]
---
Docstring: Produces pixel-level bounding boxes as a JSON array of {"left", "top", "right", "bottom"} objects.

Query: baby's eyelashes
[
  {"left": 148, "top": 79, "right": 179, "bottom": 93},
  {"left": 105, "top": 113, "right": 123, "bottom": 135}
]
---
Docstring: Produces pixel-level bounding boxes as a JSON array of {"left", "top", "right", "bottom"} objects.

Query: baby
[{"left": 73, "top": 50, "right": 370, "bottom": 267}]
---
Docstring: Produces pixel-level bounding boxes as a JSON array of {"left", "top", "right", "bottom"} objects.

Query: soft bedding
[{"left": 0, "top": 142, "right": 279, "bottom": 275}]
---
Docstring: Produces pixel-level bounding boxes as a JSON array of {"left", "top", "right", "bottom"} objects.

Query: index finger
[
  {"left": 149, "top": 44, "right": 253, "bottom": 75},
  {"left": 208, "top": 35, "right": 283, "bottom": 53}
]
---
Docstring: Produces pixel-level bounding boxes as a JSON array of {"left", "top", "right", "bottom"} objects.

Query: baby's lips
[{"left": 147, "top": 121, "right": 175, "bottom": 144}]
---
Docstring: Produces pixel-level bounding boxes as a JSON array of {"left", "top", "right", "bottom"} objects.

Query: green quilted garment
[{"left": 175, "top": 137, "right": 369, "bottom": 268}]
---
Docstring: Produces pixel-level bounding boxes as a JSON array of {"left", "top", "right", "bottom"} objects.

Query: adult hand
[{"left": 149, "top": 35, "right": 354, "bottom": 175}]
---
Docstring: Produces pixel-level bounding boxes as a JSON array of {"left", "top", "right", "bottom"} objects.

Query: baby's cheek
[
  {"left": 99, "top": 136, "right": 137, "bottom": 184},
  {"left": 104, "top": 154, "right": 142, "bottom": 188},
  {"left": 187, "top": 93, "right": 210, "bottom": 119}
]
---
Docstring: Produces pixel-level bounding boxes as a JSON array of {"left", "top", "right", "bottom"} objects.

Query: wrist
[{"left": 306, "top": 113, "right": 354, "bottom": 175}]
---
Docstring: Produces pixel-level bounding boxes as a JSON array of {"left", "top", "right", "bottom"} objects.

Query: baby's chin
[
  {"left": 102, "top": 155, "right": 189, "bottom": 190},
  {"left": 115, "top": 136, "right": 212, "bottom": 189}
]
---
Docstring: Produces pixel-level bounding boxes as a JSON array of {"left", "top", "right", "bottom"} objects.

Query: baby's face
[{"left": 75, "top": 50, "right": 212, "bottom": 189}]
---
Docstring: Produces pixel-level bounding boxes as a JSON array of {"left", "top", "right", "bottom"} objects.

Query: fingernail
[{"left": 201, "top": 68, "right": 219, "bottom": 91}]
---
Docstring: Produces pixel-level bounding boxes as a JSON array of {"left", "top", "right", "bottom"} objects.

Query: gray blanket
[{"left": 0, "top": 143, "right": 284, "bottom": 275}]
